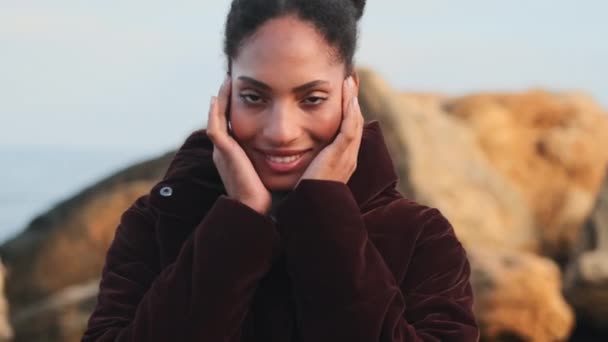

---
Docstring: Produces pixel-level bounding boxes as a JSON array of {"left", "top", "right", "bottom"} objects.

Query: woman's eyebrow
[{"left": 237, "top": 76, "right": 329, "bottom": 93}]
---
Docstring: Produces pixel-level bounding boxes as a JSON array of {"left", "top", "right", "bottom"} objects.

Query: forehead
[{"left": 232, "top": 16, "right": 343, "bottom": 83}]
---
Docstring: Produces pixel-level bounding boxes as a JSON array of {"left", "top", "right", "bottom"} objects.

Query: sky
[{"left": 1, "top": 0, "right": 607, "bottom": 154}]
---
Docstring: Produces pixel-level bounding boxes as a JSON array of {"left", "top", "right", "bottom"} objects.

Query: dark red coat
[{"left": 82, "top": 121, "right": 479, "bottom": 341}]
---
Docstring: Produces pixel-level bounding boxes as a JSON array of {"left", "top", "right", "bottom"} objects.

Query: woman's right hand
[{"left": 206, "top": 77, "right": 272, "bottom": 215}]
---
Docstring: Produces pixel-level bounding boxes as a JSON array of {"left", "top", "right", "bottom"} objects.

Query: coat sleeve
[
  {"left": 275, "top": 179, "right": 479, "bottom": 342},
  {"left": 82, "top": 194, "right": 280, "bottom": 341}
]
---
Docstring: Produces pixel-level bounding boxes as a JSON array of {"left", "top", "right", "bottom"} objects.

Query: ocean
[{"left": 0, "top": 146, "right": 154, "bottom": 244}]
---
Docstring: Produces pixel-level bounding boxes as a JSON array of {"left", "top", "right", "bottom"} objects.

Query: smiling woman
[
  {"left": 228, "top": 15, "right": 350, "bottom": 192},
  {"left": 82, "top": 0, "right": 479, "bottom": 341}
]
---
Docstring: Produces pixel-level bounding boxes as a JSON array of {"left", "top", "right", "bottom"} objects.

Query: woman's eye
[
  {"left": 239, "top": 93, "right": 264, "bottom": 104},
  {"left": 303, "top": 96, "right": 327, "bottom": 105}
]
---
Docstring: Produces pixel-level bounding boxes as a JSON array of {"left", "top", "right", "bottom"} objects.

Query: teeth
[{"left": 266, "top": 154, "right": 303, "bottom": 164}]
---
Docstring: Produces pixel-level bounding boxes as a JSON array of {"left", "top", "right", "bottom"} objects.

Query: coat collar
[{"left": 149, "top": 120, "right": 398, "bottom": 218}]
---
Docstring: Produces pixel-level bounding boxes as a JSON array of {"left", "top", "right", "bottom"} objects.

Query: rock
[
  {"left": 357, "top": 69, "right": 538, "bottom": 252},
  {"left": 564, "top": 170, "right": 608, "bottom": 331},
  {"left": 443, "top": 91, "right": 608, "bottom": 261},
  {"left": 0, "top": 152, "right": 174, "bottom": 341},
  {"left": 0, "top": 260, "right": 13, "bottom": 341},
  {"left": 469, "top": 247, "right": 574, "bottom": 341},
  {"left": 10, "top": 279, "right": 98, "bottom": 342}
]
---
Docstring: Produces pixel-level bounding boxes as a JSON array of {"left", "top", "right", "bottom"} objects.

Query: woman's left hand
[{"left": 298, "top": 76, "right": 364, "bottom": 185}]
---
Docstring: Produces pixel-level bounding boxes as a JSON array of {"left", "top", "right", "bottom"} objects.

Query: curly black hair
[{"left": 224, "top": 0, "right": 366, "bottom": 75}]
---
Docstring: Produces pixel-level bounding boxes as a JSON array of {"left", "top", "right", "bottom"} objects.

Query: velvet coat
[{"left": 82, "top": 121, "right": 480, "bottom": 341}]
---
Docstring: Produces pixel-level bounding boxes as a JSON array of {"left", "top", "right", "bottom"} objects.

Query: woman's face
[{"left": 230, "top": 16, "right": 356, "bottom": 191}]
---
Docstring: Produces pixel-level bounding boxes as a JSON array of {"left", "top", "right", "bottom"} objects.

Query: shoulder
[
  {"left": 367, "top": 193, "right": 456, "bottom": 246},
  {"left": 370, "top": 195, "right": 472, "bottom": 291},
  {"left": 364, "top": 193, "right": 468, "bottom": 285},
  {"left": 115, "top": 194, "right": 157, "bottom": 240},
  {"left": 105, "top": 194, "right": 161, "bottom": 271}
]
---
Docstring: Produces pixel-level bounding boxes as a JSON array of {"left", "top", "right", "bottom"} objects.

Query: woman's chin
[{"left": 261, "top": 174, "right": 300, "bottom": 192}]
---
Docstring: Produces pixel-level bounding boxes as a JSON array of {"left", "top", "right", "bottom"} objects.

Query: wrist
[{"left": 237, "top": 196, "right": 270, "bottom": 215}]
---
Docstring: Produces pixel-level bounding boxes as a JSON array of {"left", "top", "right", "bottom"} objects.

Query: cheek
[
  {"left": 228, "top": 99, "right": 257, "bottom": 142},
  {"left": 312, "top": 98, "right": 343, "bottom": 142}
]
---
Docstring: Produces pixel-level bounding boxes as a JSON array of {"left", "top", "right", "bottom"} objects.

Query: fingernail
[
  {"left": 219, "top": 78, "right": 229, "bottom": 93},
  {"left": 348, "top": 76, "right": 354, "bottom": 89},
  {"left": 210, "top": 96, "right": 216, "bottom": 106}
]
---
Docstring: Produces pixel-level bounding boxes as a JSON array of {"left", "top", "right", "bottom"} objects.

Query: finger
[
  {"left": 215, "top": 77, "right": 231, "bottom": 135},
  {"left": 347, "top": 92, "right": 363, "bottom": 140},
  {"left": 343, "top": 96, "right": 363, "bottom": 154},
  {"left": 354, "top": 95, "right": 364, "bottom": 135},
  {"left": 207, "top": 78, "right": 231, "bottom": 144},
  {"left": 342, "top": 96, "right": 363, "bottom": 171},
  {"left": 336, "top": 77, "right": 359, "bottom": 147},
  {"left": 342, "top": 76, "right": 354, "bottom": 121},
  {"left": 352, "top": 96, "right": 364, "bottom": 150},
  {"left": 206, "top": 96, "right": 220, "bottom": 141}
]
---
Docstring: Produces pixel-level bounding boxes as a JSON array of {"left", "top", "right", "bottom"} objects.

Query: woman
[{"left": 83, "top": 0, "right": 479, "bottom": 341}]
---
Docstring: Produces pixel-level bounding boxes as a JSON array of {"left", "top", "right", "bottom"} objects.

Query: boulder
[
  {"left": 357, "top": 69, "right": 537, "bottom": 252},
  {"left": 444, "top": 91, "right": 608, "bottom": 261},
  {"left": 10, "top": 279, "right": 98, "bottom": 342},
  {"left": 0, "top": 153, "right": 173, "bottom": 341},
  {"left": 469, "top": 246, "right": 574, "bottom": 341},
  {"left": 0, "top": 260, "right": 13, "bottom": 341},
  {"left": 564, "top": 169, "right": 608, "bottom": 331}
]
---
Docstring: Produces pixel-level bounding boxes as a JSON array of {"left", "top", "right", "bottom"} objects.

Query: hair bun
[{"left": 351, "top": 0, "right": 366, "bottom": 20}]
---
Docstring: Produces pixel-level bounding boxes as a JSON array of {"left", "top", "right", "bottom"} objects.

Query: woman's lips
[{"left": 258, "top": 149, "right": 311, "bottom": 173}]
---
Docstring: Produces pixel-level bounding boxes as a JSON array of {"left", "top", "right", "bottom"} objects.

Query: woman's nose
[{"left": 262, "top": 105, "right": 301, "bottom": 146}]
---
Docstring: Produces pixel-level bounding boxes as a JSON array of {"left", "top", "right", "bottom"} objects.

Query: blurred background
[{"left": 0, "top": 0, "right": 607, "bottom": 341}]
